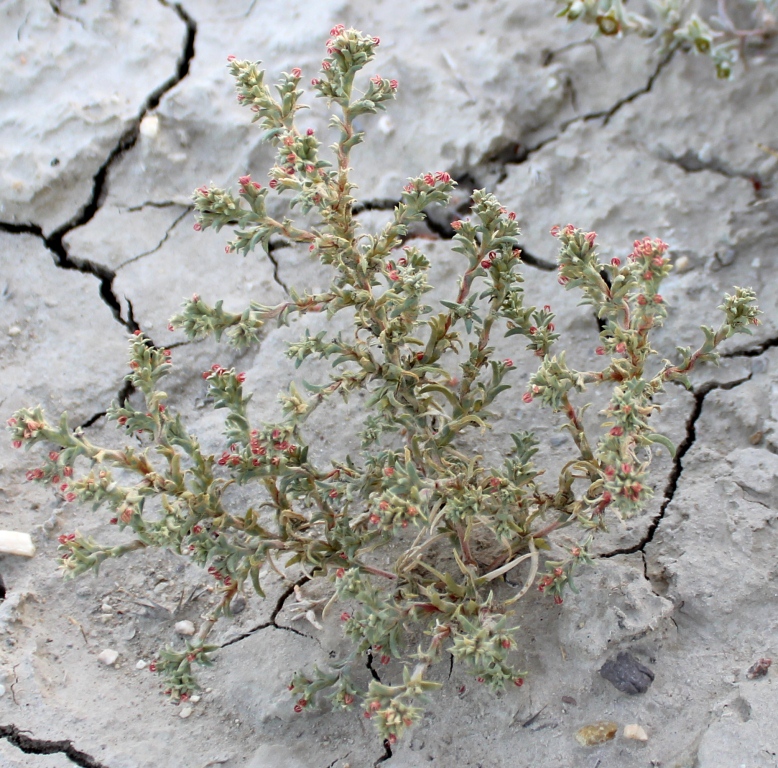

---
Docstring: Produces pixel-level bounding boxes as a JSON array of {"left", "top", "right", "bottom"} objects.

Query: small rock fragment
[
  {"left": 179, "top": 705, "right": 193, "bottom": 719},
  {"left": 746, "top": 658, "right": 772, "bottom": 679},
  {"left": 674, "top": 255, "right": 691, "bottom": 272},
  {"left": 561, "top": 695, "right": 577, "bottom": 706},
  {"left": 0, "top": 684, "right": 6, "bottom": 697},
  {"left": 189, "top": 695, "right": 201, "bottom": 703},
  {"left": 7, "top": 326, "right": 21, "bottom": 337},
  {"left": 600, "top": 652, "right": 655, "bottom": 694},
  {"left": 623, "top": 724, "right": 648, "bottom": 741},
  {"left": 575, "top": 722, "right": 618, "bottom": 746},
  {"left": 135, "top": 659, "right": 147, "bottom": 670},
  {"left": 231, "top": 596, "right": 246, "bottom": 614},
  {"left": 97, "top": 649, "right": 119, "bottom": 666},
  {"left": 175, "top": 620, "right": 196, "bottom": 636}
]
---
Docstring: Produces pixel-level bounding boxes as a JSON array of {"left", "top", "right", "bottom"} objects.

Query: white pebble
[
  {"left": 135, "top": 659, "right": 147, "bottom": 670},
  {"left": 0, "top": 683, "right": 6, "bottom": 696},
  {"left": 97, "top": 649, "right": 119, "bottom": 666},
  {"left": 674, "top": 255, "right": 691, "bottom": 273},
  {"left": 140, "top": 114, "right": 160, "bottom": 138},
  {"left": 623, "top": 723, "right": 648, "bottom": 741},
  {"left": 7, "top": 326, "right": 21, "bottom": 337},
  {"left": 179, "top": 706, "right": 193, "bottom": 719},
  {"left": 175, "top": 620, "right": 196, "bottom": 636},
  {"left": 189, "top": 695, "right": 201, "bottom": 703}
]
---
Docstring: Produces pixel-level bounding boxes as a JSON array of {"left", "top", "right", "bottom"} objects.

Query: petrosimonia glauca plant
[
  {"left": 8, "top": 26, "right": 760, "bottom": 743},
  {"left": 551, "top": 0, "right": 777, "bottom": 79}
]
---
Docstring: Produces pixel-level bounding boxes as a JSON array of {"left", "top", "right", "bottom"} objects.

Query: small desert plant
[
  {"left": 8, "top": 27, "right": 760, "bottom": 742},
  {"left": 552, "top": 0, "right": 777, "bottom": 78}
]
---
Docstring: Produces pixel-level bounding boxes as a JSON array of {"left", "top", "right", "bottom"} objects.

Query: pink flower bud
[
  {"left": 508, "top": 211, "right": 516, "bottom": 220},
  {"left": 611, "top": 258, "right": 621, "bottom": 266},
  {"left": 504, "top": 358, "right": 514, "bottom": 367},
  {"left": 291, "top": 67, "right": 301, "bottom": 78},
  {"left": 616, "top": 342, "right": 627, "bottom": 353},
  {"left": 595, "top": 346, "right": 605, "bottom": 355},
  {"left": 311, "top": 78, "right": 320, "bottom": 86},
  {"left": 306, "top": 128, "right": 314, "bottom": 136},
  {"left": 372, "top": 37, "right": 380, "bottom": 45},
  {"left": 330, "top": 24, "right": 344, "bottom": 36},
  {"left": 321, "top": 60, "right": 331, "bottom": 70},
  {"left": 269, "top": 179, "right": 278, "bottom": 189},
  {"left": 389, "top": 79, "right": 398, "bottom": 90},
  {"left": 522, "top": 392, "right": 533, "bottom": 404},
  {"left": 609, "top": 426, "right": 624, "bottom": 437},
  {"left": 637, "top": 295, "right": 647, "bottom": 306},
  {"left": 239, "top": 175, "right": 251, "bottom": 186},
  {"left": 653, "top": 294, "right": 663, "bottom": 303},
  {"left": 371, "top": 74, "right": 382, "bottom": 86},
  {"left": 550, "top": 225, "right": 561, "bottom": 237},
  {"left": 227, "top": 55, "right": 236, "bottom": 61},
  {"left": 451, "top": 220, "right": 462, "bottom": 230},
  {"left": 193, "top": 222, "right": 202, "bottom": 231},
  {"left": 480, "top": 258, "right": 492, "bottom": 269}
]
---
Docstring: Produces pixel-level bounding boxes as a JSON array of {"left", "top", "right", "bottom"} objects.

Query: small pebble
[
  {"left": 575, "top": 721, "right": 618, "bottom": 747},
  {"left": 0, "top": 683, "right": 6, "bottom": 697},
  {"left": 231, "top": 596, "right": 247, "bottom": 614},
  {"left": 189, "top": 695, "right": 201, "bottom": 703},
  {"left": 136, "top": 660, "right": 147, "bottom": 670},
  {"left": 600, "top": 652, "right": 654, "bottom": 694},
  {"left": 746, "top": 658, "right": 772, "bottom": 679},
  {"left": 179, "top": 705, "right": 193, "bottom": 719},
  {"left": 97, "top": 649, "right": 119, "bottom": 666},
  {"left": 624, "top": 724, "right": 648, "bottom": 741},
  {"left": 674, "top": 255, "right": 689, "bottom": 271},
  {"left": 561, "top": 695, "right": 577, "bottom": 706},
  {"left": 175, "top": 620, "right": 196, "bottom": 636},
  {"left": 7, "top": 326, "right": 21, "bottom": 337}
]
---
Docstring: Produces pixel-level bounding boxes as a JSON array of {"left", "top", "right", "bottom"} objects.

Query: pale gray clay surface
[{"left": 1, "top": 1, "right": 776, "bottom": 766}]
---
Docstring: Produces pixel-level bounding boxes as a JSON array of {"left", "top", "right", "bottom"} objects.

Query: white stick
[{"left": 0, "top": 531, "right": 36, "bottom": 557}]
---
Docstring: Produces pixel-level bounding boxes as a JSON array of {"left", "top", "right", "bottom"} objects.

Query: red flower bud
[
  {"left": 554, "top": 595, "right": 563, "bottom": 605},
  {"left": 291, "top": 67, "right": 301, "bottom": 78},
  {"left": 522, "top": 392, "right": 533, "bottom": 404}
]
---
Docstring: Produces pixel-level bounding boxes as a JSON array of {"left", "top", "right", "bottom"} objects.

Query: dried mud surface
[{"left": 1, "top": 1, "right": 777, "bottom": 766}]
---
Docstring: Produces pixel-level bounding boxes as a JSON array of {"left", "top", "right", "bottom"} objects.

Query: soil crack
[
  {"left": 219, "top": 576, "right": 310, "bottom": 648},
  {"left": 374, "top": 739, "right": 393, "bottom": 766},
  {"left": 118, "top": 207, "right": 192, "bottom": 269},
  {"left": 654, "top": 147, "right": 764, "bottom": 195},
  {"left": 0, "top": 1, "right": 196, "bottom": 333},
  {"left": 601, "top": 373, "right": 752, "bottom": 559},
  {"left": 496, "top": 47, "right": 676, "bottom": 179},
  {"left": 0, "top": 724, "right": 109, "bottom": 768}
]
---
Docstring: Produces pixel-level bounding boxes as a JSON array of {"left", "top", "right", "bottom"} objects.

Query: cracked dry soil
[{"left": 1, "top": 1, "right": 778, "bottom": 767}]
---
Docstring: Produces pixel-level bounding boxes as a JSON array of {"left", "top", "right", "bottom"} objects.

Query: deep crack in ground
[
  {"left": 0, "top": 724, "right": 109, "bottom": 768},
  {"left": 601, "top": 373, "right": 753, "bottom": 560},
  {"left": 0, "top": 0, "right": 196, "bottom": 335}
]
